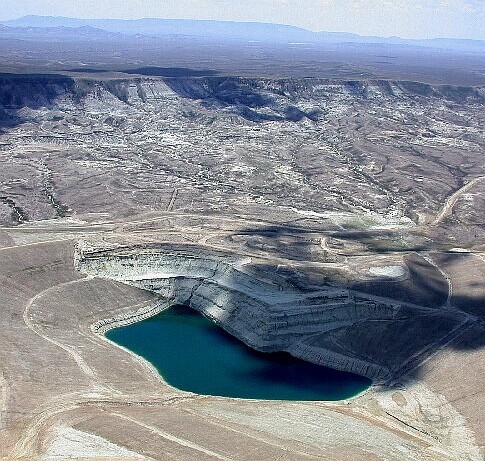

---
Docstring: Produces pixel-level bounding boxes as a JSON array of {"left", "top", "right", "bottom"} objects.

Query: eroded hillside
[{"left": 0, "top": 76, "right": 483, "bottom": 241}]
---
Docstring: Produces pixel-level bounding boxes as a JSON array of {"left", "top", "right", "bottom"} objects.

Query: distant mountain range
[
  {"left": 0, "top": 23, "right": 124, "bottom": 42},
  {"left": 2, "top": 15, "right": 484, "bottom": 53}
]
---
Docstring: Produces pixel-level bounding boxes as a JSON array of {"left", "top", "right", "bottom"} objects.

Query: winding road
[{"left": 431, "top": 176, "right": 485, "bottom": 225}]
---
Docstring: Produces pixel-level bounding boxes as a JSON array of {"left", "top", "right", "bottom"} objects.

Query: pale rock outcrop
[{"left": 75, "top": 241, "right": 465, "bottom": 383}]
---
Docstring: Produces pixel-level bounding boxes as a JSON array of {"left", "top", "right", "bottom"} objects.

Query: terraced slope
[{"left": 76, "top": 243, "right": 470, "bottom": 382}]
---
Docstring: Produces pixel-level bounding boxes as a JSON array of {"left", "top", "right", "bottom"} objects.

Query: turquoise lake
[{"left": 106, "top": 305, "right": 371, "bottom": 400}]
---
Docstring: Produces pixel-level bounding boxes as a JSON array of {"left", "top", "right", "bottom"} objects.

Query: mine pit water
[{"left": 106, "top": 305, "right": 371, "bottom": 400}]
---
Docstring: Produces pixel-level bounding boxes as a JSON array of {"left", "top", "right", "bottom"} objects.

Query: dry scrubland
[{"left": 0, "top": 76, "right": 484, "bottom": 460}]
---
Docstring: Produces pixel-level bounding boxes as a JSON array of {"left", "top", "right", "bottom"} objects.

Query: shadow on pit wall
[{"left": 231, "top": 224, "right": 485, "bottom": 384}]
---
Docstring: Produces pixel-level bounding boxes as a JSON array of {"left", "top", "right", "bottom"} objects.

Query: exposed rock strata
[{"left": 75, "top": 241, "right": 467, "bottom": 383}]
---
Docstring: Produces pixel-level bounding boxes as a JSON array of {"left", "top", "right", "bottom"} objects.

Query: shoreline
[
  {"left": 91, "top": 297, "right": 170, "bottom": 335},
  {"left": 92, "top": 297, "right": 194, "bottom": 394},
  {"left": 92, "top": 294, "right": 374, "bottom": 402}
]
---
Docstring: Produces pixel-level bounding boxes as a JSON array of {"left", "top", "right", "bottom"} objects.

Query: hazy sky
[{"left": 1, "top": 0, "right": 484, "bottom": 40}]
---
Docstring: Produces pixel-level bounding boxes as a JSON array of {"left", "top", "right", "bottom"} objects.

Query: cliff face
[
  {"left": 1, "top": 75, "right": 483, "bottom": 125},
  {"left": 75, "top": 242, "right": 466, "bottom": 382},
  {"left": 164, "top": 77, "right": 485, "bottom": 103}
]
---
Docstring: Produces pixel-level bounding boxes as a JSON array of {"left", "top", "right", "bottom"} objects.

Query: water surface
[{"left": 106, "top": 305, "right": 371, "bottom": 400}]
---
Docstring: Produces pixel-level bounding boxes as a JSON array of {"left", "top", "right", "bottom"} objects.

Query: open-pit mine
[{"left": 0, "top": 68, "right": 484, "bottom": 460}]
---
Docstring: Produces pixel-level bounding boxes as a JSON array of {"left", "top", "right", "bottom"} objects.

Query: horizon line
[{"left": 2, "top": 14, "right": 484, "bottom": 43}]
